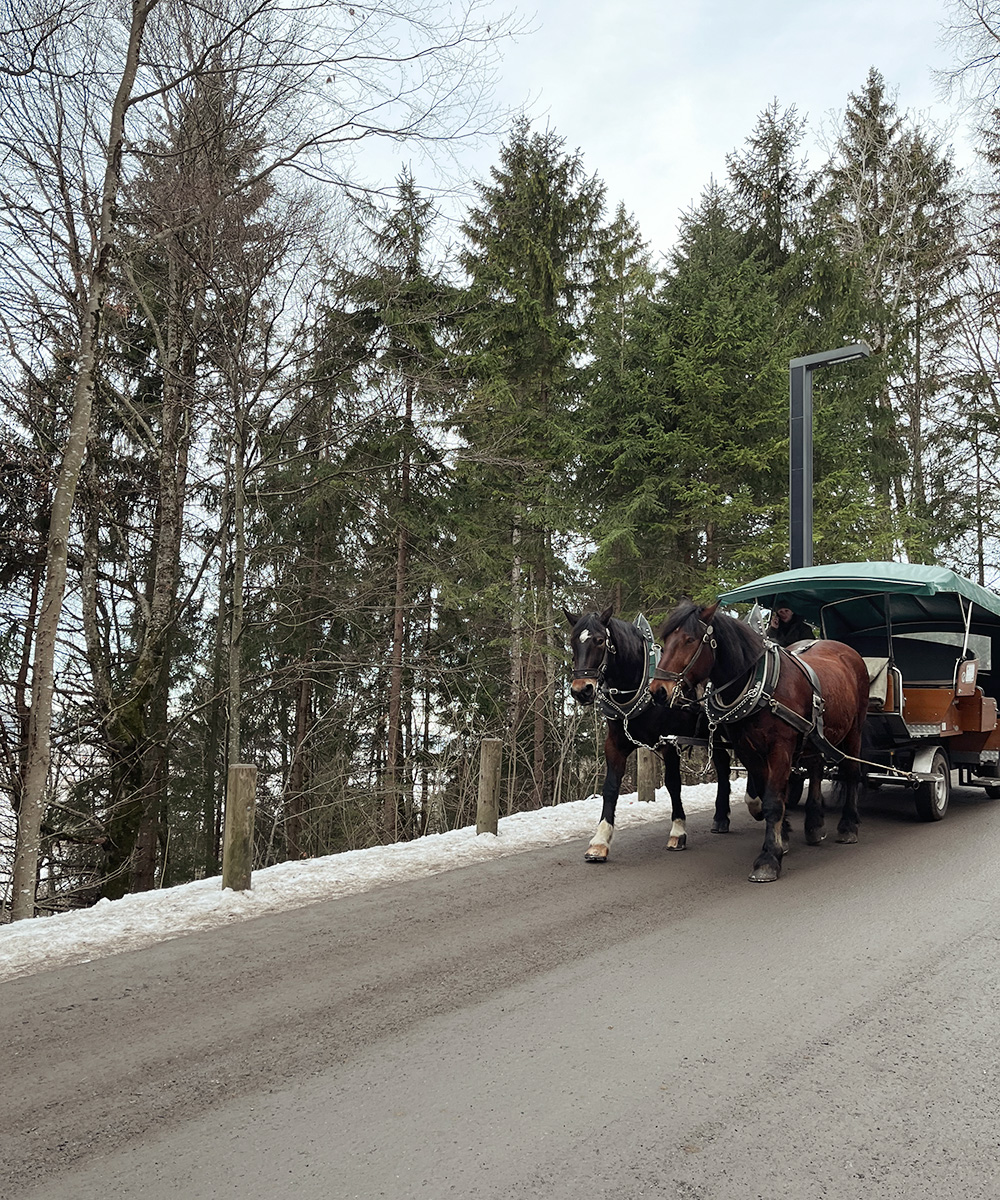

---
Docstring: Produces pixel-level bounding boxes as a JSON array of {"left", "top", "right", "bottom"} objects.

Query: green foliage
[{"left": 9, "top": 66, "right": 1000, "bottom": 910}]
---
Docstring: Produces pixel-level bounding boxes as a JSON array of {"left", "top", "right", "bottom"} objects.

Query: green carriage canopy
[{"left": 717, "top": 562, "right": 1000, "bottom": 638}]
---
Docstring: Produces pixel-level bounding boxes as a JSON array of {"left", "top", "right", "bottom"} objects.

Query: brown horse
[{"left": 649, "top": 601, "right": 869, "bottom": 882}]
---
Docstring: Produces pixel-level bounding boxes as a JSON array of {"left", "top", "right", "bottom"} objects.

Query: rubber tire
[
  {"left": 985, "top": 785, "right": 1000, "bottom": 800},
  {"left": 914, "top": 749, "right": 950, "bottom": 822}
]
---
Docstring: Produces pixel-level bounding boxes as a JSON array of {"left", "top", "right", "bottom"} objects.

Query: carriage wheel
[
  {"left": 914, "top": 749, "right": 950, "bottom": 822},
  {"left": 985, "top": 785, "right": 1000, "bottom": 800}
]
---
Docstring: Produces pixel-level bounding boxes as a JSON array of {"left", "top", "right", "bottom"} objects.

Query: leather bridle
[
  {"left": 569, "top": 628, "right": 616, "bottom": 685},
  {"left": 652, "top": 620, "right": 716, "bottom": 705}
]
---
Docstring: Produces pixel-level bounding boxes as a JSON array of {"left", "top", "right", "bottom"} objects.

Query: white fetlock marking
[
  {"left": 669, "top": 819, "right": 686, "bottom": 841},
  {"left": 591, "top": 819, "right": 614, "bottom": 847}
]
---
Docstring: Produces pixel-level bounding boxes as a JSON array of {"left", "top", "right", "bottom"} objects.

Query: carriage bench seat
[{"left": 843, "top": 636, "right": 975, "bottom": 689}]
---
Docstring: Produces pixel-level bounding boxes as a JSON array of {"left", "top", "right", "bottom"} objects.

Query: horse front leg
[
  {"left": 586, "top": 730, "right": 630, "bottom": 863},
  {"left": 662, "top": 745, "right": 687, "bottom": 850},
  {"left": 749, "top": 775, "right": 789, "bottom": 882},
  {"left": 747, "top": 740, "right": 795, "bottom": 882},
  {"left": 711, "top": 745, "right": 732, "bottom": 833},
  {"left": 744, "top": 769, "right": 764, "bottom": 821}
]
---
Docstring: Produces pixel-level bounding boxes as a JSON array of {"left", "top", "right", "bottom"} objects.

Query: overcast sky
[{"left": 400, "top": 0, "right": 976, "bottom": 260}]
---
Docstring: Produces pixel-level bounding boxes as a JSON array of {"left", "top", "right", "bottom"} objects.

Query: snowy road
[{"left": 4, "top": 785, "right": 1000, "bottom": 1199}]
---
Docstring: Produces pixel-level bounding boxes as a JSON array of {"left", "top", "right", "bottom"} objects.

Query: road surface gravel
[{"left": 3, "top": 784, "right": 999, "bottom": 1199}]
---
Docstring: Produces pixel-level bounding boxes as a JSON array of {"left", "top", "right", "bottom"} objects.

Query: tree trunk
[
  {"left": 385, "top": 381, "right": 413, "bottom": 841},
  {"left": 128, "top": 296, "right": 195, "bottom": 891},
  {"left": 507, "top": 519, "right": 523, "bottom": 816},
  {"left": 228, "top": 401, "right": 247, "bottom": 769},
  {"left": 202, "top": 481, "right": 230, "bottom": 877},
  {"left": 11, "top": 0, "right": 157, "bottom": 920}
]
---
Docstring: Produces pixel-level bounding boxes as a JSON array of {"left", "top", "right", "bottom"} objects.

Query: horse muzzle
[
  {"left": 570, "top": 679, "right": 597, "bottom": 705},
  {"left": 650, "top": 674, "right": 696, "bottom": 708}
]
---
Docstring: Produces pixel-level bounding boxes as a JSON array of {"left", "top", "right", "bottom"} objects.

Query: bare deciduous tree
[{"left": 1, "top": 0, "right": 520, "bottom": 917}]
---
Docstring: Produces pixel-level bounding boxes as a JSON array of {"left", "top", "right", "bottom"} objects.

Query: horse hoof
[
  {"left": 711, "top": 820, "right": 730, "bottom": 834},
  {"left": 667, "top": 834, "right": 687, "bottom": 851},
  {"left": 584, "top": 845, "right": 609, "bottom": 862},
  {"left": 835, "top": 831, "right": 858, "bottom": 844},
  {"left": 749, "top": 863, "right": 780, "bottom": 882},
  {"left": 806, "top": 831, "right": 827, "bottom": 846}
]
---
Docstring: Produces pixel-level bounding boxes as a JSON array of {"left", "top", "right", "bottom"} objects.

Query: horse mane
[
  {"left": 605, "top": 614, "right": 647, "bottom": 683},
  {"left": 658, "top": 601, "right": 765, "bottom": 680}
]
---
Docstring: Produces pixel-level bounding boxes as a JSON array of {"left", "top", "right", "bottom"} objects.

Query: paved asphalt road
[{"left": 3, "top": 783, "right": 1000, "bottom": 1200}]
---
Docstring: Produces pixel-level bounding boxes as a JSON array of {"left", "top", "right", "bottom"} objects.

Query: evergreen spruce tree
[
  {"left": 819, "top": 68, "right": 967, "bottom": 561},
  {"left": 349, "top": 171, "right": 457, "bottom": 841},
  {"left": 727, "top": 99, "right": 811, "bottom": 278},
  {"left": 577, "top": 202, "right": 662, "bottom": 612},
  {"left": 456, "top": 119, "right": 605, "bottom": 809}
]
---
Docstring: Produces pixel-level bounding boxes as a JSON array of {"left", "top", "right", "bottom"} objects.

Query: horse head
[
  {"left": 649, "top": 601, "right": 719, "bottom": 706},
  {"left": 563, "top": 606, "right": 615, "bottom": 705}
]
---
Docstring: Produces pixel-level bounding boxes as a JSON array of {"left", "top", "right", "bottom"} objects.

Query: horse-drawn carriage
[
  {"left": 567, "top": 560, "right": 1000, "bottom": 883},
  {"left": 717, "top": 561, "right": 1000, "bottom": 821}
]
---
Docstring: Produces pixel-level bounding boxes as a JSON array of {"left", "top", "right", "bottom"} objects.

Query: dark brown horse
[
  {"left": 649, "top": 601, "right": 869, "bottom": 882},
  {"left": 565, "top": 607, "right": 734, "bottom": 862}
]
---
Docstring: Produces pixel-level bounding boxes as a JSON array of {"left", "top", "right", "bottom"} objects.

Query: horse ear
[
  {"left": 563, "top": 607, "right": 581, "bottom": 628},
  {"left": 700, "top": 601, "right": 720, "bottom": 621},
  {"left": 600, "top": 605, "right": 614, "bottom": 626}
]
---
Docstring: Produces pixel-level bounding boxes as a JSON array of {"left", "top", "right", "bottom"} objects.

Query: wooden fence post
[
  {"left": 638, "top": 747, "right": 657, "bottom": 803},
  {"left": 476, "top": 739, "right": 502, "bottom": 835},
  {"left": 222, "top": 763, "right": 257, "bottom": 891}
]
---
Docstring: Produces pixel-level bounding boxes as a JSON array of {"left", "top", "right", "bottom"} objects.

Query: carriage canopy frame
[{"left": 717, "top": 561, "right": 1000, "bottom": 641}]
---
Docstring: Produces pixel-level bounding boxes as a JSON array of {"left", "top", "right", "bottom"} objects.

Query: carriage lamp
[{"left": 789, "top": 343, "right": 873, "bottom": 570}]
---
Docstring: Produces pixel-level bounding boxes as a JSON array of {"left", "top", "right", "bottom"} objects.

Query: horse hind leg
[
  {"left": 803, "top": 769, "right": 826, "bottom": 846},
  {"left": 834, "top": 760, "right": 862, "bottom": 844}
]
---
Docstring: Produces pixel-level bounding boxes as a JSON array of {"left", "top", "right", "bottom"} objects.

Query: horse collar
[
  {"left": 705, "top": 643, "right": 779, "bottom": 725},
  {"left": 599, "top": 614, "right": 658, "bottom": 723}
]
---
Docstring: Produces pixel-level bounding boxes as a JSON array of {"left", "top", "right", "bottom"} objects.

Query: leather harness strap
[{"left": 707, "top": 638, "right": 848, "bottom": 766}]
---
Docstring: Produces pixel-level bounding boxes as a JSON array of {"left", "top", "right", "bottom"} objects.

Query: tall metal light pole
[{"left": 789, "top": 343, "right": 872, "bottom": 569}]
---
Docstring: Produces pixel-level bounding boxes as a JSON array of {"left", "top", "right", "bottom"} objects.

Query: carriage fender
[{"left": 911, "top": 744, "right": 949, "bottom": 780}]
